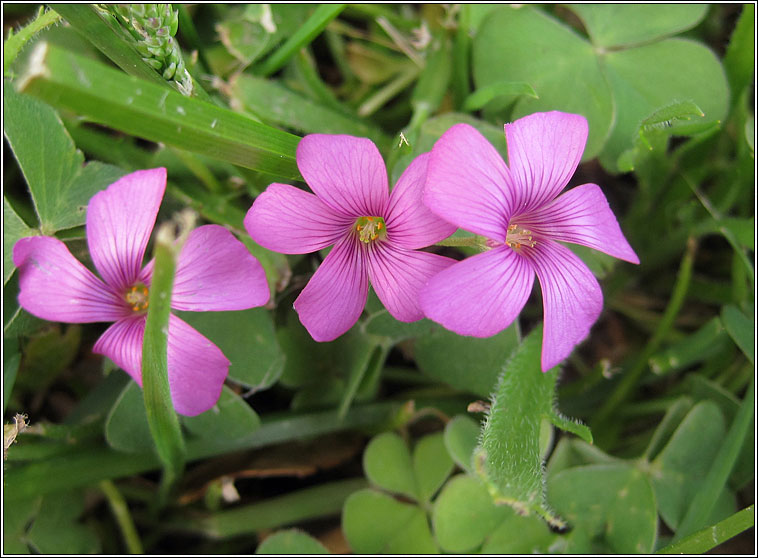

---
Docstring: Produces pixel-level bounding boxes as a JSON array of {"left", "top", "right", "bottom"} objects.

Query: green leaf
[
  {"left": 643, "top": 397, "right": 694, "bottom": 461},
  {"left": 721, "top": 305, "right": 754, "bottom": 364},
  {"left": 481, "top": 513, "right": 561, "bottom": 554},
  {"left": 18, "top": 42, "right": 301, "bottom": 180},
  {"left": 462, "top": 80, "right": 538, "bottom": 112},
  {"left": 719, "top": 217, "right": 755, "bottom": 250},
  {"left": 649, "top": 401, "right": 728, "bottom": 530},
  {"left": 230, "top": 74, "right": 387, "bottom": 144},
  {"left": 410, "top": 31, "right": 452, "bottom": 122},
  {"left": 52, "top": 5, "right": 181, "bottom": 89},
  {"left": 549, "top": 464, "right": 658, "bottom": 553},
  {"left": 657, "top": 505, "right": 754, "bottom": 554},
  {"left": 3, "top": 274, "right": 44, "bottom": 338},
  {"left": 546, "top": 437, "right": 618, "bottom": 478},
  {"left": 3, "top": 82, "right": 125, "bottom": 234},
  {"left": 25, "top": 490, "right": 100, "bottom": 554},
  {"left": 617, "top": 100, "right": 710, "bottom": 172},
  {"left": 342, "top": 489, "right": 438, "bottom": 554},
  {"left": 412, "top": 432, "right": 454, "bottom": 503},
  {"left": 105, "top": 381, "right": 153, "bottom": 453},
  {"left": 567, "top": 4, "right": 708, "bottom": 48},
  {"left": 443, "top": 414, "right": 480, "bottom": 473},
  {"left": 472, "top": 6, "right": 613, "bottom": 159},
  {"left": 361, "top": 308, "right": 439, "bottom": 343},
  {"left": 15, "top": 324, "right": 81, "bottom": 392},
  {"left": 363, "top": 432, "right": 417, "bottom": 500},
  {"left": 415, "top": 323, "right": 519, "bottom": 398},
  {"left": 674, "top": 380, "right": 754, "bottom": 542},
  {"left": 649, "top": 317, "right": 728, "bottom": 376},
  {"left": 474, "top": 325, "right": 590, "bottom": 527},
  {"left": 723, "top": 4, "right": 755, "bottom": 102},
  {"left": 432, "top": 474, "right": 511, "bottom": 552},
  {"left": 601, "top": 39, "right": 729, "bottom": 172},
  {"left": 256, "top": 529, "right": 329, "bottom": 554},
  {"left": 3, "top": 198, "right": 33, "bottom": 285},
  {"left": 3, "top": 336, "right": 21, "bottom": 414},
  {"left": 2, "top": 495, "right": 40, "bottom": 553},
  {"left": 176, "top": 308, "right": 285, "bottom": 390},
  {"left": 217, "top": 5, "right": 313, "bottom": 67},
  {"left": 182, "top": 385, "right": 261, "bottom": 440}
]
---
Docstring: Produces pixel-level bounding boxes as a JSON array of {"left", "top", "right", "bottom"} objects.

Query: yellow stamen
[
  {"left": 355, "top": 216, "right": 387, "bottom": 244},
  {"left": 505, "top": 224, "right": 537, "bottom": 250},
  {"left": 124, "top": 283, "right": 149, "bottom": 312}
]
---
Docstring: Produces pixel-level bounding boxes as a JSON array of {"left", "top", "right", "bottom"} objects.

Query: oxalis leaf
[
  {"left": 473, "top": 324, "right": 591, "bottom": 529},
  {"left": 3, "top": 82, "right": 124, "bottom": 236}
]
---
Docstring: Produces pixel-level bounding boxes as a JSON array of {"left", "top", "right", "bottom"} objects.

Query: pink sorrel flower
[
  {"left": 245, "top": 134, "right": 456, "bottom": 342},
  {"left": 13, "top": 168, "right": 269, "bottom": 416},
  {"left": 420, "top": 112, "right": 639, "bottom": 371}
]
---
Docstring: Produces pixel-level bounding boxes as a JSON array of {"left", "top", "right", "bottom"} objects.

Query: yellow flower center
[
  {"left": 355, "top": 216, "right": 387, "bottom": 244},
  {"left": 125, "top": 283, "right": 149, "bottom": 312},
  {"left": 505, "top": 224, "right": 537, "bottom": 250}
]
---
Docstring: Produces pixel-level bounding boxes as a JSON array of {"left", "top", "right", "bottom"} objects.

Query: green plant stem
[
  {"left": 142, "top": 220, "right": 188, "bottom": 506},
  {"left": 3, "top": 6, "right": 61, "bottom": 75},
  {"left": 434, "top": 235, "right": 486, "bottom": 249},
  {"left": 593, "top": 237, "right": 697, "bottom": 438},
  {"left": 184, "top": 478, "right": 367, "bottom": 538},
  {"left": 99, "top": 480, "right": 143, "bottom": 554},
  {"left": 255, "top": 4, "right": 347, "bottom": 77},
  {"left": 357, "top": 65, "right": 419, "bottom": 117}
]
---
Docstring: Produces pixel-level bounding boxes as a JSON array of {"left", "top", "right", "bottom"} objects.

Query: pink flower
[
  {"left": 245, "top": 134, "right": 456, "bottom": 342},
  {"left": 420, "top": 112, "right": 639, "bottom": 371},
  {"left": 13, "top": 168, "right": 269, "bottom": 416}
]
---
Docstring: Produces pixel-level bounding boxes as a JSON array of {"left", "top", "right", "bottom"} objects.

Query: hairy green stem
[{"left": 3, "top": 7, "right": 61, "bottom": 75}]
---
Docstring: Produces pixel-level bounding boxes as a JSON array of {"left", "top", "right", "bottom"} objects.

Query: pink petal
[
  {"left": 244, "top": 183, "right": 352, "bottom": 254},
  {"left": 93, "top": 315, "right": 146, "bottom": 386},
  {"left": 367, "top": 244, "right": 455, "bottom": 322},
  {"left": 171, "top": 225, "right": 270, "bottom": 311},
  {"left": 505, "top": 112, "right": 588, "bottom": 214},
  {"left": 86, "top": 168, "right": 166, "bottom": 290},
  {"left": 13, "top": 236, "right": 127, "bottom": 323},
  {"left": 384, "top": 153, "right": 457, "bottom": 249},
  {"left": 526, "top": 240, "right": 603, "bottom": 371},
  {"left": 420, "top": 246, "right": 534, "bottom": 337},
  {"left": 517, "top": 184, "right": 640, "bottom": 264},
  {"left": 425, "top": 124, "right": 512, "bottom": 242},
  {"left": 294, "top": 235, "right": 368, "bottom": 342},
  {"left": 166, "top": 314, "right": 229, "bottom": 416},
  {"left": 93, "top": 314, "right": 229, "bottom": 416},
  {"left": 297, "top": 134, "right": 389, "bottom": 217}
]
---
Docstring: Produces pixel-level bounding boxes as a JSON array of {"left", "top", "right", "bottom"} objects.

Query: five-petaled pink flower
[
  {"left": 420, "top": 111, "right": 640, "bottom": 371},
  {"left": 13, "top": 168, "right": 270, "bottom": 416},
  {"left": 245, "top": 134, "right": 456, "bottom": 342}
]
